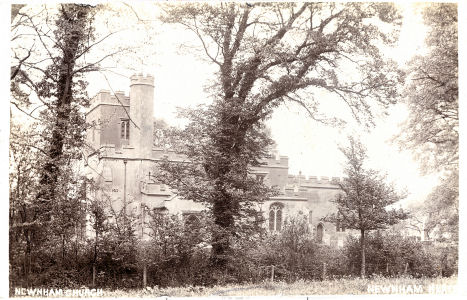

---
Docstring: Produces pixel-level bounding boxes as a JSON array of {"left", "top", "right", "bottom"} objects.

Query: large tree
[
  {"left": 9, "top": 4, "right": 95, "bottom": 283},
  {"left": 396, "top": 3, "right": 458, "bottom": 243},
  {"left": 9, "top": 3, "right": 150, "bottom": 285},
  {"left": 158, "top": 2, "right": 404, "bottom": 270},
  {"left": 326, "top": 137, "right": 408, "bottom": 278},
  {"left": 398, "top": 3, "right": 458, "bottom": 173}
]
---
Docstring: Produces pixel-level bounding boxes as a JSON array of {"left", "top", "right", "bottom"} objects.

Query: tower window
[
  {"left": 269, "top": 203, "right": 284, "bottom": 232},
  {"left": 121, "top": 120, "right": 130, "bottom": 140}
]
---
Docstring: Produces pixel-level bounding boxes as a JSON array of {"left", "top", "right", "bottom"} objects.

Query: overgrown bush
[
  {"left": 142, "top": 212, "right": 213, "bottom": 287},
  {"left": 245, "top": 216, "right": 348, "bottom": 282},
  {"left": 10, "top": 210, "right": 458, "bottom": 291},
  {"left": 344, "top": 230, "right": 458, "bottom": 277}
]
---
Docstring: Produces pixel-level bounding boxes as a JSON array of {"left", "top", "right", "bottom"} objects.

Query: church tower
[{"left": 129, "top": 73, "right": 154, "bottom": 158}]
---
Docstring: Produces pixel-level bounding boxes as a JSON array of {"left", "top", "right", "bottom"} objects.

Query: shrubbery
[
  {"left": 344, "top": 230, "right": 458, "bottom": 278},
  {"left": 10, "top": 213, "right": 457, "bottom": 290},
  {"left": 245, "top": 216, "right": 347, "bottom": 282}
]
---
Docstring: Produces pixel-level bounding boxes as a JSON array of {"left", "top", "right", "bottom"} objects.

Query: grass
[{"left": 102, "top": 275, "right": 458, "bottom": 297}]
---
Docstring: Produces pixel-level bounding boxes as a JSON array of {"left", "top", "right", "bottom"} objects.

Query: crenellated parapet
[
  {"left": 89, "top": 90, "right": 130, "bottom": 108},
  {"left": 286, "top": 174, "right": 342, "bottom": 187},
  {"left": 130, "top": 73, "right": 154, "bottom": 87}
]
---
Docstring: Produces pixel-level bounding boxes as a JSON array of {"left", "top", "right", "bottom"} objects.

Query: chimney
[{"left": 130, "top": 73, "right": 154, "bottom": 158}]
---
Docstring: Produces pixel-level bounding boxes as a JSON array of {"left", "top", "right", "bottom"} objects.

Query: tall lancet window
[
  {"left": 121, "top": 119, "right": 130, "bottom": 140},
  {"left": 269, "top": 203, "right": 284, "bottom": 232}
]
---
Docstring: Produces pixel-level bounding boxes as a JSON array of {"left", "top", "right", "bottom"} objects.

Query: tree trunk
[
  {"left": 36, "top": 4, "right": 90, "bottom": 221},
  {"left": 92, "top": 265, "right": 96, "bottom": 287},
  {"left": 360, "top": 228, "right": 365, "bottom": 278},
  {"left": 210, "top": 185, "right": 235, "bottom": 269},
  {"left": 210, "top": 217, "right": 231, "bottom": 269}
]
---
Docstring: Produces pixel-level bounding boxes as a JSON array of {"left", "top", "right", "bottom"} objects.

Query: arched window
[
  {"left": 316, "top": 223, "right": 324, "bottom": 243},
  {"left": 184, "top": 214, "right": 201, "bottom": 229},
  {"left": 121, "top": 120, "right": 130, "bottom": 140},
  {"left": 269, "top": 203, "right": 283, "bottom": 232}
]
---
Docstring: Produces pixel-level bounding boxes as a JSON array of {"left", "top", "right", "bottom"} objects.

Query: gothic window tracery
[
  {"left": 121, "top": 119, "right": 129, "bottom": 140},
  {"left": 269, "top": 203, "right": 284, "bottom": 232}
]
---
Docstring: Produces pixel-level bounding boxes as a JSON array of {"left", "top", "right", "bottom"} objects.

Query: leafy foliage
[
  {"left": 143, "top": 211, "right": 212, "bottom": 286},
  {"left": 325, "top": 137, "right": 407, "bottom": 277},
  {"left": 155, "top": 105, "right": 276, "bottom": 270},
  {"left": 249, "top": 216, "right": 347, "bottom": 281},
  {"left": 161, "top": 2, "right": 404, "bottom": 127},
  {"left": 398, "top": 3, "right": 458, "bottom": 173},
  {"left": 395, "top": 3, "right": 458, "bottom": 252},
  {"left": 345, "top": 230, "right": 457, "bottom": 277},
  {"left": 421, "top": 170, "right": 458, "bottom": 242},
  {"left": 9, "top": 3, "right": 147, "bottom": 289},
  {"left": 9, "top": 4, "right": 96, "bottom": 287},
  {"left": 159, "top": 2, "right": 404, "bottom": 269},
  {"left": 327, "top": 138, "right": 408, "bottom": 232}
]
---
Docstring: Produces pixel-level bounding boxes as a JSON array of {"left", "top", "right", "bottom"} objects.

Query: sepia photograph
[{"left": 5, "top": 0, "right": 462, "bottom": 298}]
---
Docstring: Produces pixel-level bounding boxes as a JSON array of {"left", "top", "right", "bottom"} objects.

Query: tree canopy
[
  {"left": 9, "top": 3, "right": 152, "bottom": 286},
  {"left": 158, "top": 2, "right": 405, "bottom": 270},
  {"left": 398, "top": 3, "right": 458, "bottom": 174},
  {"left": 326, "top": 137, "right": 407, "bottom": 277},
  {"left": 396, "top": 3, "right": 458, "bottom": 244},
  {"left": 162, "top": 2, "right": 403, "bottom": 127}
]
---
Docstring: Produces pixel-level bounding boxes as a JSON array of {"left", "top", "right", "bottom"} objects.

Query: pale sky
[{"left": 83, "top": 2, "right": 440, "bottom": 207}]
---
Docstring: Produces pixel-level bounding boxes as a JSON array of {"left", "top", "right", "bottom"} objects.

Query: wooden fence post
[
  {"left": 143, "top": 264, "right": 147, "bottom": 288},
  {"left": 404, "top": 262, "right": 408, "bottom": 274},
  {"left": 270, "top": 265, "right": 275, "bottom": 282},
  {"left": 322, "top": 262, "right": 327, "bottom": 280},
  {"left": 386, "top": 262, "right": 389, "bottom": 274}
]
